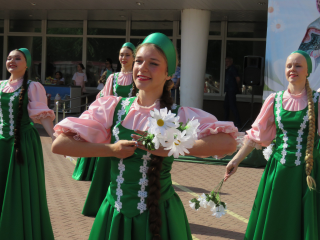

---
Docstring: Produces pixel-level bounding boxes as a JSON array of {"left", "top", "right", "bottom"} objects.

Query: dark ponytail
[
  {"left": 144, "top": 80, "right": 174, "bottom": 240},
  {"left": 14, "top": 51, "right": 29, "bottom": 164}
]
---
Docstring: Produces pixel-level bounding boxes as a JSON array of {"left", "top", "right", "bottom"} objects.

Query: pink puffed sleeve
[
  {"left": 245, "top": 93, "right": 277, "bottom": 149},
  {"left": 177, "top": 106, "right": 241, "bottom": 158},
  {"left": 53, "top": 96, "right": 121, "bottom": 143},
  {"left": 27, "top": 82, "right": 55, "bottom": 124},
  {"left": 96, "top": 74, "right": 114, "bottom": 99}
]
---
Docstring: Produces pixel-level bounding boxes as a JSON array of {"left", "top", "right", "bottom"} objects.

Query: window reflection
[
  {"left": 7, "top": 36, "right": 42, "bottom": 81},
  {"left": 46, "top": 37, "right": 83, "bottom": 85},
  {"left": 131, "top": 21, "right": 173, "bottom": 36},
  {"left": 209, "top": 22, "right": 221, "bottom": 35},
  {"left": 227, "top": 22, "right": 267, "bottom": 38},
  {"left": 10, "top": 20, "right": 41, "bottom": 33},
  {"left": 47, "top": 20, "right": 83, "bottom": 35},
  {"left": 205, "top": 40, "right": 222, "bottom": 94},
  {"left": 0, "top": 20, "right": 4, "bottom": 33},
  {"left": 87, "top": 38, "right": 125, "bottom": 87},
  {"left": 226, "top": 40, "right": 266, "bottom": 95},
  {"left": 87, "top": 21, "right": 126, "bottom": 36}
]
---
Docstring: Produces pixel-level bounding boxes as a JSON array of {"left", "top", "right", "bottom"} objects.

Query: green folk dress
[
  {"left": 72, "top": 72, "right": 134, "bottom": 182},
  {"left": 0, "top": 80, "right": 54, "bottom": 240},
  {"left": 88, "top": 97, "right": 192, "bottom": 240},
  {"left": 245, "top": 90, "right": 320, "bottom": 240}
]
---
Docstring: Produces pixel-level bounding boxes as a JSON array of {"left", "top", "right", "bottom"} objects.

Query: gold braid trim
[{"left": 305, "top": 79, "right": 316, "bottom": 190}]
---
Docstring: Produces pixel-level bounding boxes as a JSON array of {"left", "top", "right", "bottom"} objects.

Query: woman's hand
[
  {"left": 131, "top": 130, "right": 170, "bottom": 157},
  {"left": 224, "top": 159, "right": 240, "bottom": 182},
  {"left": 111, "top": 140, "right": 137, "bottom": 159}
]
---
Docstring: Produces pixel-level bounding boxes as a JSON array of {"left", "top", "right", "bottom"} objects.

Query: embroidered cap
[
  {"left": 18, "top": 48, "right": 32, "bottom": 69},
  {"left": 142, "top": 32, "right": 176, "bottom": 76},
  {"left": 290, "top": 50, "right": 312, "bottom": 77}
]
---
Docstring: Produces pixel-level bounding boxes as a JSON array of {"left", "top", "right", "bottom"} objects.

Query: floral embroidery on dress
[
  {"left": 0, "top": 81, "right": 8, "bottom": 135},
  {"left": 137, "top": 152, "right": 151, "bottom": 214},
  {"left": 295, "top": 113, "right": 309, "bottom": 166},
  {"left": 113, "top": 73, "right": 119, "bottom": 97},
  {"left": 9, "top": 91, "right": 21, "bottom": 136},
  {"left": 112, "top": 98, "right": 133, "bottom": 212},
  {"left": 275, "top": 92, "right": 288, "bottom": 164}
]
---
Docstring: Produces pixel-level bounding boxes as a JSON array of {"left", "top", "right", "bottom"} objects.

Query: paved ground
[{"left": 39, "top": 128, "right": 265, "bottom": 240}]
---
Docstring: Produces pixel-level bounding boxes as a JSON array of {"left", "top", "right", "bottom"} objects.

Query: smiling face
[
  {"left": 285, "top": 53, "right": 309, "bottom": 85},
  {"left": 6, "top": 50, "right": 27, "bottom": 76},
  {"left": 133, "top": 44, "right": 171, "bottom": 94},
  {"left": 119, "top": 47, "right": 134, "bottom": 69}
]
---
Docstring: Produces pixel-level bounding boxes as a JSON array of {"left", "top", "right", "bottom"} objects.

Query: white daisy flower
[
  {"left": 184, "top": 117, "right": 200, "bottom": 140},
  {"left": 197, "top": 193, "right": 208, "bottom": 208},
  {"left": 211, "top": 205, "right": 227, "bottom": 218},
  {"left": 164, "top": 129, "right": 194, "bottom": 158},
  {"left": 147, "top": 107, "right": 179, "bottom": 136},
  {"left": 189, "top": 201, "right": 198, "bottom": 210},
  {"left": 152, "top": 133, "right": 167, "bottom": 149}
]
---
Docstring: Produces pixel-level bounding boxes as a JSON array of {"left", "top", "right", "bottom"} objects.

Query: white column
[{"left": 180, "top": 9, "right": 211, "bottom": 108}]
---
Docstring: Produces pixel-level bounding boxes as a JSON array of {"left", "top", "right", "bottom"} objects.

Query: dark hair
[
  {"left": 98, "top": 71, "right": 107, "bottom": 84},
  {"left": 78, "top": 63, "right": 85, "bottom": 70},
  {"left": 55, "top": 71, "right": 63, "bottom": 78},
  {"left": 105, "top": 58, "right": 114, "bottom": 72},
  {"left": 132, "top": 82, "right": 174, "bottom": 240},
  {"left": 14, "top": 50, "right": 29, "bottom": 164}
]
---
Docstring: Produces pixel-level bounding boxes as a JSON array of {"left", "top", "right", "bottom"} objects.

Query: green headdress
[
  {"left": 291, "top": 50, "right": 312, "bottom": 77},
  {"left": 122, "top": 42, "right": 136, "bottom": 52},
  {"left": 18, "top": 48, "right": 31, "bottom": 69},
  {"left": 142, "top": 32, "right": 176, "bottom": 76}
]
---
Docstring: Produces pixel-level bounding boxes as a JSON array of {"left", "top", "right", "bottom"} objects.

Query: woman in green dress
[
  {"left": 224, "top": 50, "right": 320, "bottom": 240},
  {"left": 74, "top": 42, "right": 137, "bottom": 217},
  {"left": 73, "top": 42, "right": 136, "bottom": 181},
  {"left": 52, "top": 33, "right": 239, "bottom": 240},
  {"left": 0, "top": 48, "right": 55, "bottom": 239}
]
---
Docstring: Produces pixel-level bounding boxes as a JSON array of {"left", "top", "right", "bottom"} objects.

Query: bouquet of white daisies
[
  {"left": 137, "top": 107, "right": 200, "bottom": 158},
  {"left": 189, "top": 179, "right": 227, "bottom": 218}
]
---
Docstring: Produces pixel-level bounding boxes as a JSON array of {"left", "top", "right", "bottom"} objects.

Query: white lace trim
[
  {"left": 53, "top": 127, "right": 83, "bottom": 141},
  {"left": 115, "top": 159, "right": 125, "bottom": 212},
  {"left": 128, "top": 87, "right": 133, "bottom": 97},
  {"left": 112, "top": 97, "right": 132, "bottom": 212},
  {"left": 8, "top": 91, "right": 21, "bottom": 136},
  {"left": 137, "top": 152, "right": 151, "bottom": 214},
  {"left": 275, "top": 92, "right": 288, "bottom": 164},
  {"left": 295, "top": 113, "right": 309, "bottom": 166},
  {"left": 263, "top": 143, "right": 274, "bottom": 161},
  {"left": 0, "top": 81, "right": 8, "bottom": 135},
  {"left": 113, "top": 73, "right": 118, "bottom": 97},
  {"left": 33, "top": 111, "right": 55, "bottom": 120}
]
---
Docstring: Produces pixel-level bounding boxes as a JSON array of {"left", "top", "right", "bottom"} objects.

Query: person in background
[
  {"left": 171, "top": 64, "right": 180, "bottom": 104},
  {"left": 72, "top": 63, "right": 87, "bottom": 94},
  {"left": 73, "top": 42, "right": 137, "bottom": 218},
  {"left": 52, "top": 71, "right": 65, "bottom": 85},
  {"left": 100, "top": 58, "right": 114, "bottom": 77},
  {"left": 97, "top": 59, "right": 114, "bottom": 91},
  {"left": 224, "top": 57, "right": 241, "bottom": 128}
]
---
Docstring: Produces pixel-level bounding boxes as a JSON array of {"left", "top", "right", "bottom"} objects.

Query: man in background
[{"left": 224, "top": 57, "right": 241, "bottom": 128}]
